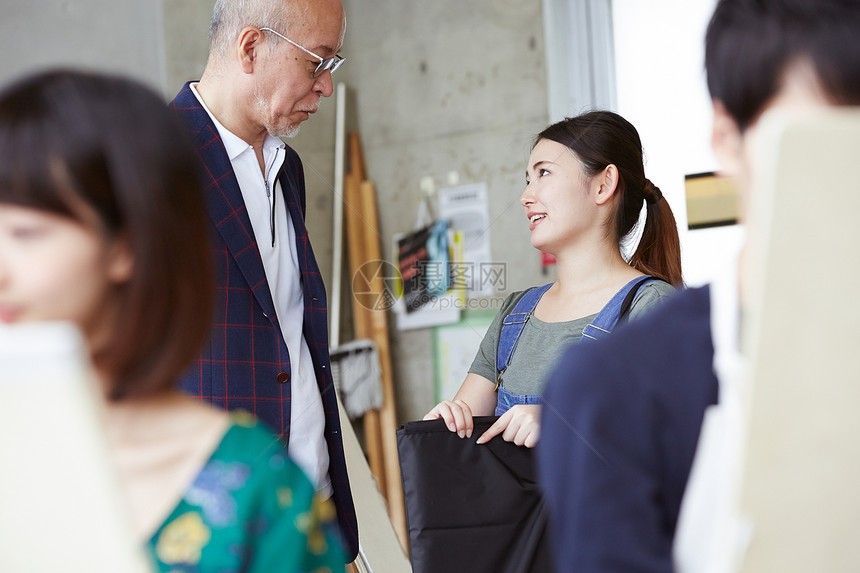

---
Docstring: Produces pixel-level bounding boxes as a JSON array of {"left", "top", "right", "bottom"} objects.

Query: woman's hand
[
  {"left": 424, "top": 399, "right": 474, "bottom": 438},
  {"left": 476, "top": 404, "right": 541, "bottom": 448}
]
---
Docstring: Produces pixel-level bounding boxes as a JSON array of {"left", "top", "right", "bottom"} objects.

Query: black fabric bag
[{"left": 396, "top": 417, "right": 555, "bottom": 573}]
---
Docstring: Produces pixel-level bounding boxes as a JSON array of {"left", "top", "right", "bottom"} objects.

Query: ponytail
[
  {"left": 629, "top": 180, "right": 683, "bottom": 286},
  {"left": 537, "top": 111, "right": 683, "bottom": 287}
]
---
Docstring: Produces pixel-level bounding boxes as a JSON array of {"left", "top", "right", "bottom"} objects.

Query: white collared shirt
[
  {"left": 673, "top": 241, "right": 751, "bottom": 573},
  {"left": 190, "top": 84, "right": 331, "bottom": 497}
]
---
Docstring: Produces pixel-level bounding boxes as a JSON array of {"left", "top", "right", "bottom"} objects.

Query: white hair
[{"left": 208, "top": 0, "right": 294, "bottom": 60}]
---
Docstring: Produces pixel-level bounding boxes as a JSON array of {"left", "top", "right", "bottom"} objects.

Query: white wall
[{"left": 612, "top": 0, "right": 744, "bottom": 286}]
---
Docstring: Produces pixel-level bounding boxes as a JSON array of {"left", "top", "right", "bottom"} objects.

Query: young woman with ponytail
[{"left": 424, "top": 110, "right": 683, "bottom": 447}]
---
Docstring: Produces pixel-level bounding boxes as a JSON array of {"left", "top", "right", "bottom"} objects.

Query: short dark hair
[
  {"left": 706, "top": 0, "right": 860, "bottom": 131},
  {"left": 0, "top": 70, "right": 214, "bottom": 401},
  {"left": 536, "top": 111, "right": 683, "bottom": 286}
]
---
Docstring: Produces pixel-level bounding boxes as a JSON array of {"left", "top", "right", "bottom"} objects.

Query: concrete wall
[
  {"left": 294, "top": 0, "right": 550, "bottom": 423},
  {"left": 161, "top": 0, "right": 213, "bottom": 96},
  {"left": 0, "top": 0, "right": 217, "bottom": 99},
  {"left": 0, "top": 0, "right": 165, "bottom": 92}
]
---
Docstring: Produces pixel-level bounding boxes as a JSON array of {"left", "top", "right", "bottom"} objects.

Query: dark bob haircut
[
  {"left": 0, "top": 70, "right": 214, "bottom": 401},
  {"left": 706, "top": 0, "right": 860, "bottom": 132}
]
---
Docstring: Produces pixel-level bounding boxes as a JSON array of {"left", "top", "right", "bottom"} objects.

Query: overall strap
[
  {"left": 581, "top": 276, "right": 657, "bottom": 343},
  {"left": 495, "top": 283, "right": 554, "bottom": 386}
]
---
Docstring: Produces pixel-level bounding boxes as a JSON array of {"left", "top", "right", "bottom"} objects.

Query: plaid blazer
[{"left": 170, "top": 83, "right": 358, "bottom": 560}]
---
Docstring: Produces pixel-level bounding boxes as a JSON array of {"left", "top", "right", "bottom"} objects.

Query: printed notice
[{"left": 438, "top": 183, "right": 495, "bottom": 297}]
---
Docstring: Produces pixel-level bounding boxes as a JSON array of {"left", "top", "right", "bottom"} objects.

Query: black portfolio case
[{"left": 396, "top": 417, "right": 555, "bottom": 573}]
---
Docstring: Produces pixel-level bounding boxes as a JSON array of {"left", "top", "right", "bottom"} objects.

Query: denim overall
[{"left": 494, "top": 276, "right": 658, "bottom": 415}]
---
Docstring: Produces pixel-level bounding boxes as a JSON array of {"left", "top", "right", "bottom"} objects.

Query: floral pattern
[
  {"left": 156, "top": 512, "right": 211, "bottom": 565},
  {"left": 148, "top": 416, "right": 344, "bottom": 572},
  {"left": 184, "top": 460, "right": 249, "bottom": 527}
]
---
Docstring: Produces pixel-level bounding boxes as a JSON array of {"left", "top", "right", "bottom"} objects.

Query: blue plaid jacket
[{"left": 170, "top": 83, "right": 358, "bottom": 560}]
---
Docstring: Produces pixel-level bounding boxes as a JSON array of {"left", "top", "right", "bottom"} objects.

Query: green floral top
[{"left": 147, "top": 412, "right": 345, "bottom": 572}]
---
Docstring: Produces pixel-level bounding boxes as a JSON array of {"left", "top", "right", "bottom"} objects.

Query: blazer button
[{"left": 277, "top": 372, "right": 290, "bottom": 384}]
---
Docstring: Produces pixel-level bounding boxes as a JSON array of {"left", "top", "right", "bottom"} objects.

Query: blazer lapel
[
  {"left": 171, "top": 83, "right": 277, "bottom": 319},
  {"left": 278, "top": 153, "right": 320, "bottom": 297},
  {"left": 278, "top": 151, "right": 330, "bottom": 349}
]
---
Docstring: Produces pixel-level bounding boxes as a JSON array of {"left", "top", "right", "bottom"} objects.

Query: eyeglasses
[{"left": 259, "top": 27, "right": 345, "bottom": 78}]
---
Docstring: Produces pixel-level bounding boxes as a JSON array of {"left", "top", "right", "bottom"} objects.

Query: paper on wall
[{"left": 438, "top": 183, "right": 495, "bottom": 298}]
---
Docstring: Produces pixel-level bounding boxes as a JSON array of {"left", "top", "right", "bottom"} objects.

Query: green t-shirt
[{"left": 468, "top": 280, "right": 676, "bottom": 396}]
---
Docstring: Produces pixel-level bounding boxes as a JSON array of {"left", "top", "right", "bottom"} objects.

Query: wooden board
[
  {"left": 360, "top": 180, "right": 408, "bottom": 551},
  {"left": 344, "top": 132, "right": 409, "bottom": 553},
  {"left": 344, "top": 165, "right": 386, "bottom": 493}
]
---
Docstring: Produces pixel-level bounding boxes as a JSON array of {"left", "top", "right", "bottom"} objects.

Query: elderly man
[{"left": 170, "top": 0, "right": 357, "bottom": 559}]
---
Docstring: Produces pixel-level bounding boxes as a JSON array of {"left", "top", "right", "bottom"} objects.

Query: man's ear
[
  {"left": 711, "top": 100, "right": 743, "bottom": 178},
  {"left": 595, "top": 164, "right": 619, "bottom": 206},
  {"left": 237, "top": 27, "right": 264, "bottom": 74},
  {"left": 106, "top": 238, "right": 133, "bottom": 284}
]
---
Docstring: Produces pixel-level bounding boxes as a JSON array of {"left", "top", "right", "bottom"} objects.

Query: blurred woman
[{"left": 0, "top": 69, "right": 344, "bottom": 572}]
